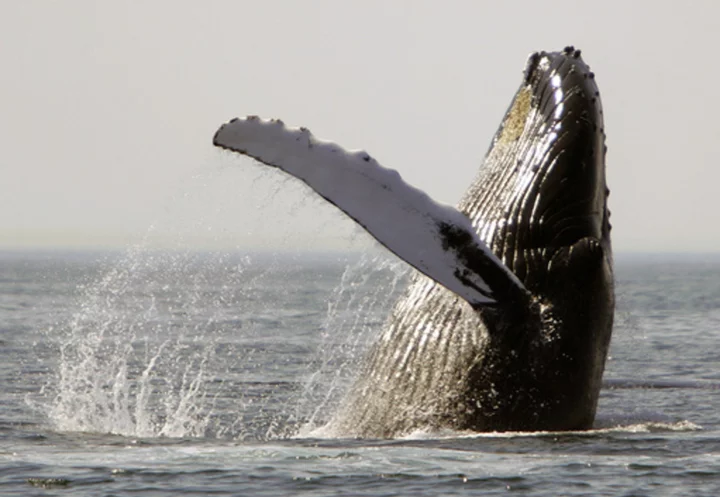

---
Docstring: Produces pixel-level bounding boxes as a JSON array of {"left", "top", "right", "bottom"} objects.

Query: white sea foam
[{"left": 397, "top": 419, "right": 702, "bottom": 440}]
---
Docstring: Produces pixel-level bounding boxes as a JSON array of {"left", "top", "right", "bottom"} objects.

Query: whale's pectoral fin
[{"left": 214, "top": 116, "right": 529, "bottom": 307}]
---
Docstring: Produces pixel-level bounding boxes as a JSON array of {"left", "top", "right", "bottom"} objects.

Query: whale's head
[{"left": 462, "top": 47, "right": 611, "bottom": 288}]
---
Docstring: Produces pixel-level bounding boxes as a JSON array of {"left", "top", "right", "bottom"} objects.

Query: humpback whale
[{"left": 213, "top": 47, "right": 613, "bottom": 438}]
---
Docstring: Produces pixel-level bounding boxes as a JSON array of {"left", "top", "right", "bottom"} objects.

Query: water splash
[
  {"left": 39, "top": 246, "right": 262, "bottom": 438},
  {"left": 34, "top": 243, "right": 408, "bottom": 441},
  {"left": 294, "top": 253, "right": 409, "bottom": 436}
]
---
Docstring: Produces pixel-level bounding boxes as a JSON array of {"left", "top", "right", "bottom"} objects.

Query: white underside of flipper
[{"left": 213, "top": 116, "right": 525, "bottom": 306}]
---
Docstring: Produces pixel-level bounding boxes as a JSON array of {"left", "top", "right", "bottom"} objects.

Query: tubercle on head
[
  {"left": 562, "top": 45, "right": 583, "bottom": 59},
  {"left": 523, "top": 47, "right": 599, "bottom": 90}
]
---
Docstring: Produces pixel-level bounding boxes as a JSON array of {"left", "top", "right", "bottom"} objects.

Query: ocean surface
[{"left": 2, "top": 248, "right": 720, "bottom": 496}]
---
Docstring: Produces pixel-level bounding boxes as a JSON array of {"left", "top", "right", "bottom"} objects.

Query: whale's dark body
[{"left": 214, "top": 47, "right": 614, "bottom": 438}]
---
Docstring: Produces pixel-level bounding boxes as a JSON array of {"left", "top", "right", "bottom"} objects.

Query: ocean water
[{"left": 2, "top": 248, "right": 720, "bottom": 496}]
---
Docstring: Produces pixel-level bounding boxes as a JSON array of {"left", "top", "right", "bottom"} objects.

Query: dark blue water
[{"left": 2, "top": 249, "right": 720, "bottom": 496}]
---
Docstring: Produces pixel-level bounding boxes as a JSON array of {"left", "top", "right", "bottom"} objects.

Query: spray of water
[
  {"left": 293, "top": 253, "right": 410, "bottom": 436},
  {"left": 39, "top": 246, "right": 266, "bottom": 438},
  {"left": 33, "top": 236, "right": 409, "bottom": 441}
]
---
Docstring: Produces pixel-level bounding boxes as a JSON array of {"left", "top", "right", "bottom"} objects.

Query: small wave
[{"left": 294, "top": 421, "right": 340, "bottom": 440}]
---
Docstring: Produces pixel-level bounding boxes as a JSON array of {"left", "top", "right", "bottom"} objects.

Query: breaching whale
[{"left": 213, "top": 47, "right": 613, "bottom": 438}]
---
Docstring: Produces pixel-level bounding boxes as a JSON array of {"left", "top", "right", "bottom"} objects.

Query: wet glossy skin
[{"left": 329, "top": 47, "right": 613, "bottom": 437}]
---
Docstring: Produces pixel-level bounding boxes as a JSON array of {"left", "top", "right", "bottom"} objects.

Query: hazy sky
[{"left": 1, "top": 1, "right": 719, "bottom": 253}]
